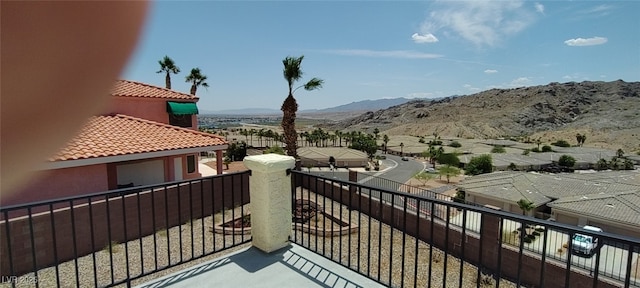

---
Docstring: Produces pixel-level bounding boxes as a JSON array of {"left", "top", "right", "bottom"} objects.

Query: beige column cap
[{"left": 244, "top": 154, "right": 295, "bottom": 173}]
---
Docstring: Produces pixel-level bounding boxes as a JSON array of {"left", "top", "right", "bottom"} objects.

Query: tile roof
[
  {"left": 547, "top": 191, "right": 640, "bottom": 227},
  {"left": 111, "top": 80, "right": 198, "bottom": 100},
  {"left": 51, "top": 114, "right": 226, "bottom": 161}
]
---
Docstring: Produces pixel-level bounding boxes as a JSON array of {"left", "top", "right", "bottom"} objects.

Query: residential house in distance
[
  {"left": 459, "top": 170, "right": 640, "bottom": 238},
  {"left": 5, "top": 80, "right": 227, "bottom": 206}
]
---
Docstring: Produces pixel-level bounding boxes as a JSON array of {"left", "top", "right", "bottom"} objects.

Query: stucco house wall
[
  {"left": 5, "top": 164, "right": 109, "bottom": 206},
  {"left": 8, "top": 153, "right": 205, "bottom": 206},
  {"left": 552, "top": 209, "right": 640, "bottom": 239},
  {"left": 107, "top": 97, "right": 198, "bottom": 130}
]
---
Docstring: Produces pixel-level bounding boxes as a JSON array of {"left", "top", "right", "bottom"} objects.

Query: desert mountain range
[{"left": 331, "top": 80, "right": 640, "bottom": 152}]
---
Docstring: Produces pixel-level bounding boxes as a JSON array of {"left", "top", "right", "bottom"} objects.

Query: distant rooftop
[
  {"left": 460, "top": 170, "right": 640, "bottom": 208},
  {"left": 459, "top": 153, "right": 552, "bottom": 168},
  {"left": 298, "top": 147, "right": 368, "bottom": 161},
  {"left": 112, "top": 80, "right": 198, "bottom": 100},
  {"left": 459, "top": 172, "right": 552, "bottom": 206},
  {"left": 547, "top": 191, "right": 640, "bottom": 228}
]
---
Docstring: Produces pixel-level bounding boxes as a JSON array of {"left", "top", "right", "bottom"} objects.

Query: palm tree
[
  {"left": 281, "top": 55, "right": 324, "bottom": 157},
  {"left": 249, "top": 129, "right": 256, "bottom": 146},
  {"left": 240, "top": 129, "right": 249, "bottom": 142},
  {"left": 335, "top": 130, "right": 343, "bottom": 147},
  {"left": 383, "top": 135, "right": 389, "bottom": 154},
  {"left": 257, "top": 129, "right": 265, "bottom": 146},
  {"left": 157, "top": 56, "right": 180, "bottom": 89},
  {"left": 185, "top": 68, "right": 209, "bottom": 95},
  {"left": 373, "top": 128, "right": 380, "bottom": 140}
]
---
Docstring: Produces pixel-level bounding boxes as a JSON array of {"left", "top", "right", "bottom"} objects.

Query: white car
[
  {"left": 424, "top": 167, "right": 436, "bottom": 173},
  {"left": 571, "top": 225, "right": 602, "bottom": 255}
]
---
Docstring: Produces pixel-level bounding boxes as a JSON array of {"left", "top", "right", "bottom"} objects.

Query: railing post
[
  {"left": 243, "top": 154, "right": 295, "bottom": 253},
  {"left": 480, "top": 209, "right": 501, "bottom": 272}
]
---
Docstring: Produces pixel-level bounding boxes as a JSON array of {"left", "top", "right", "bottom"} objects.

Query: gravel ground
[
  {"left": 2, "top": 188, "right": 515, "bottom": 288},
  {"left": 292, "top": 188, "right": 516, "bottom": 288}
]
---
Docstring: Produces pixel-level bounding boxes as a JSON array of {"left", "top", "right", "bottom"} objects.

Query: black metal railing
[
  {"left": 356, "top": 173, "right": 454, "bottom": 201},
  {"left": 291, "top": 170, "right": 640, "bottom": 288},
  {"left": 0, "top": 171, "right": 251, "bottom": 288}
]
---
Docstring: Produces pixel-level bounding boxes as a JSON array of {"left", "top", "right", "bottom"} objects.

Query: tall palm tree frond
[
  {"left": 157, "top": 56, "right": 180, "bottom": 89},
  {"left": 157, "top": 56, "right": 180, "bottom": 74},
  {"left": 185, "top": 68, "right": 209, "bottom": 95},
  {"left": 283, "top": 56, "right": 304, "bottom": 92},
  {"left": 303, "top": 78, "right": 324, "bottom": 91}
]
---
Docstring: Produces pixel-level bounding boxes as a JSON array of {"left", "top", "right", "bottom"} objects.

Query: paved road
[{"left": 374, "top": 153, "right": 425, "bottom": 184}]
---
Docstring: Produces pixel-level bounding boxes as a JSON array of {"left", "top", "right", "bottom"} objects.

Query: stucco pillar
[
  {"left": 243, "top": 154, "right": 295, "bottom": 253},
  {"left": 215, "top": 150, "right": 223, "bottom": 175}
]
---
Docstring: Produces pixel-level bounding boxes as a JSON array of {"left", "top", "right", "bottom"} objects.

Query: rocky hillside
[{"left": 331, "top": 80, "right": 640, "bottom": 151}]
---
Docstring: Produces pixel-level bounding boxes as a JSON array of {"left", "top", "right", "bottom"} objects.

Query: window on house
[
  {"left": 169, "top": 114, "right": 192, "bottom": 128},
  {"left": 187, "top": 155, "right": 196, "bottom": 173},
  {"left": 167, "top": 102, "right": 198, "bottom": 128}
]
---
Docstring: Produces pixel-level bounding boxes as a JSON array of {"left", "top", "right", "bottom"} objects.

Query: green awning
[{"left": 167, "top": 102, "right": 199, "bottom": 115}]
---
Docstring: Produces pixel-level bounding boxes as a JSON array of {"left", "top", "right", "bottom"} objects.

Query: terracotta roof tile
[
  {"left": 51, "top": 114, "right": 226, "bottom": 161},
  {"left": 111, "top": 80, "right": 198, "bottom": 100}
]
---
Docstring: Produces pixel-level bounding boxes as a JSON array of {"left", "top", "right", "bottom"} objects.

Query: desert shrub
[
  {"left": 541, "top": 145, "right": 553, "bottom": 152},
  {"left": 453, "top": 189, "right": 466, "bottom": 204},
  {"left": 479, "top": 273, "right": 494, "bottom": 286},
  {"left": 449, "top": 141, "right": 462, "bottom": 148},
  {"left": 558, "top": 154, "right": 576, "bottom": 167},
  {"left": 551, "top": 139, "right": 571, "bottom": 147},
  {"left": 264, "top": 145, "right": 285, "bottom": 155},
  {"left": 491, "top": 145, "right": 506, "bottom": 153},
  {"left": 465, "top": 154, "right": 493, "bottom": 175},
  {"left": 522, "top": 149, "right": 531, "bottom": 156},
  {"left": 531, "top": 147, "right": 541, "bottom": 153},
  {"left": 437, "top": 153, "right": 460, "bottom": 166}
]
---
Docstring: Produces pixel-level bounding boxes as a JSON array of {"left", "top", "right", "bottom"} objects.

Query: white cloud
[
  {"left": 463, "top": 84, "right": 481, "bottom": 92},
  {"left": 484, "top": 69, "right": 498, "bottom": 74},
  {"left": 411, "top": 33, "right": 439, "bottom": 43},
  {"left": 535, "top": 3, "right": 544, "bottom": 14},
  {"left": 583, "top": 4, "right": 613, "bottom": 14},
  {"left": 419, "top": 0, "right": 537, "bottom": 47},
  {"left": 510, "top": 77, "right": 531, "bottom": 86},
  {"left": 323, "top": 49, "right": 442, "bottom": 59},
  {"left": 564, "top": 36, "right": 608, "bottom": 46}
]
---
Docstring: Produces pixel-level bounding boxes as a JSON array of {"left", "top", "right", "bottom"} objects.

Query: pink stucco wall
[
  {"left": 105, "top": 97, "right": 198, "bottom": 130},
  {"left": 6, "top": 164, "right": 109, "bottom": 206}
]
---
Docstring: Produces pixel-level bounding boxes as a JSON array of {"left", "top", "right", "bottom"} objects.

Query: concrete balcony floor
[{"left": 135, "top": 243, "right": 385, "bottom": 288}]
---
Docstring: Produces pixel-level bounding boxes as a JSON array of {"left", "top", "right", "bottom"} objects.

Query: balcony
[{"left": 1, "top": 154, "right": 639, "bottom": 288}]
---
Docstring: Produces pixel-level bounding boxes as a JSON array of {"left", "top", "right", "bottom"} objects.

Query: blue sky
[{"left": 123, "top": 1, "right": 640, "bottom": 111}]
